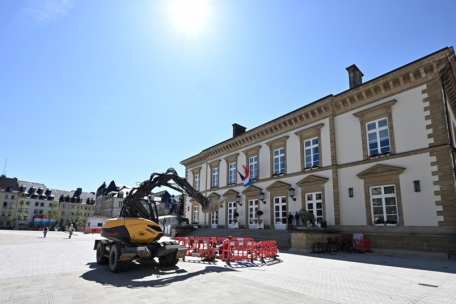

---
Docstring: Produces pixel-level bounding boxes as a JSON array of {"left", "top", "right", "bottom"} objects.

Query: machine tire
[
  {"left": 171, "top": 256, "right": 179, "bottom": 266},
  {"left": 159, "top": 253, "right": 175, "bottom": 267},
  {"left": 109, "top": 243, "right": 130, "bottom": 273},
  {"left": 96, "top": 242, "right": 108, "bottom": 264}
]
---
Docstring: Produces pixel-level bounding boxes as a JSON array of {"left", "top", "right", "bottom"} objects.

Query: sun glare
[{"left": 170, "top": 0, "right": 210, "bottom": 33}]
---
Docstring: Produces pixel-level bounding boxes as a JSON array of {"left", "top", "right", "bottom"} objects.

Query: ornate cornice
[{"left": 180, "top": 47, "right": 454, "bottom": 168}]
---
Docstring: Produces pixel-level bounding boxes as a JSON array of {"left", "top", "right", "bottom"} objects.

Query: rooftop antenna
[{"left": 2, "top": 158, "right": 7, "bottom": 176}]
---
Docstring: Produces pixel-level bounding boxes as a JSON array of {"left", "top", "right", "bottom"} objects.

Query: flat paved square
[{"left": 0, "top": 230, "right": 455, "bottom": 303}]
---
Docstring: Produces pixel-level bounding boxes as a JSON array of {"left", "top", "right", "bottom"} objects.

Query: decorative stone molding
[
  {"left": 243, "top": 145, "right": 262, "bottom": 181},
  {"left": 190, "top": 167, "right": 201, "bottom": 175},
  {"left": 221, "top": 189, "right": 239, "bottom": 228},
  {"left": 266, "top": 181, "right": 291, "bottom": 192},
  {"left": 223, "top": 153, "right": 239, "bottom": 185},
  {"left": 357, "top": 164, "right": 405, "bottom": 226},
  {"left": 296, "top": 175, "right": 329, "bottom": 216},
  {"left": 190, "top": 167, "right": 202, "bottom": 190},
  {"left": 353, "top": 99, "right": 397, "bottom": 160},
  {"left": 265, "top": 135, "right": 289, "bottom": 176},
  {"left": 207, "top": 192, "right": 220, "bottom": 200},
  {"left": 241, "top": 185, "right": 262, "bottom": 198},
  {"left": 265, "top": 181, "right": 291, "bottom": 229},
  {"left": 295, "top": 123, "right": 324, "bottom": 170},
  {"left": 181, "top": 48, "right": 452, "bottom": 169},
  {"left": 208, "top": 160, "right": 221, "bottom": 188},
  {"left": 357, "top": 164, "right": 405, "bottom": 180},
  {"left": 222, "top": 189, "right": 239, "bottom": 200},
  {"left": 296, "top": 175, "right": 329, "bottom": 187}
]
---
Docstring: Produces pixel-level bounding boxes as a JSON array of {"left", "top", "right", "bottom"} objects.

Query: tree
[
  {"left": 68, "top": 204, "right": 86, "bottom": 230},
  {"left": 44, "top": 200, "right": 61, "bottom": 228},
  {"left": 10, "top": 193, "right": 30, "bottom": 229}
]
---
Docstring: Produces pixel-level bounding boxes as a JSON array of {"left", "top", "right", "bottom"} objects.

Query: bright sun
[{"left": 170, "top": 0, "right": 210, "bottom": 33}]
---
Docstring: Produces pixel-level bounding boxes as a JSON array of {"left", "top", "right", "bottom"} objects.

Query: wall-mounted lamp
[
  {"left": 235, "top": 194, "right": 242, "bottom": 206},
  {"left": 259, "top": 192, "right": 266, "bottom": 204},
  {"left": 288, "top": 187, "right": 296, "bottom": 201},
  {"left": 349, "top": 188, "right": 353, "bottom": 198},
  {"left": 414, "top": 180, "right": 421, "bottom": 192}
]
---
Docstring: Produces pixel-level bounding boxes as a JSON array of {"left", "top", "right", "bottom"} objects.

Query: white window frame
[
  {"left": 212, "top": 168, "right": 219, "bottom": 188},
  {"left": 249, "top": 156, "right": 258, "bottom": 180},
  {"left": 228, "top": 202, "right": 236, "bottom": 226},
  {"left": 367, "top": 118, "right": 390, "bottom": 156},
  {"left": 273, "top": 148, "right": 285, "bottom": 174},
  {"left": 193, "top": 206, "right": 199, "bottom": 223},
  {"left": 194, "top": 174, "right": 200, "bottom": 191},
  {"left": 306, "top": 192, "right": 323, "bottom": 223},
  {"left": 229, "top": 162, "right": 236, "bottom": 184},
  {"left": 304, "top": 137, "right": 319, "bottom": 168},
  {"left": 248, "top": 199, "right": 258, "bottom": 226},
  {"left": 274, "top": 196, "right": 287, "bottom": 225},
  {"left": 211, "top": 211, "right": 218, "bottom": 227},
  {"left": 370, "top": 185, "right": 398, "bottom": 224}
]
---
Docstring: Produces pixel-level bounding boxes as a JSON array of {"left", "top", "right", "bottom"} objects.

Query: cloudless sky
[{"left": 1, "top": 0, "right": 455, "bottom": 193}]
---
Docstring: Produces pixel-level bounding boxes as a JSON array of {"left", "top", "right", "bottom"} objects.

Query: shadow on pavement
[
  {"left": 282, "top": 250, "right": 456, "bottom": 274},
  {"left": 80, "top": 261, "right": 237, "bottom": 288}
]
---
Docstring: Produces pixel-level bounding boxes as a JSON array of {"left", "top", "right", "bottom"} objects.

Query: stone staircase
[{"left": 177, "top": 228, "right": 292, "bottom": 250}]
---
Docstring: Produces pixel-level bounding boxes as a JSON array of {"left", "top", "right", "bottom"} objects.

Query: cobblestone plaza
[{"left": 0, "top": 230, "right": 455, "bottom": 303}]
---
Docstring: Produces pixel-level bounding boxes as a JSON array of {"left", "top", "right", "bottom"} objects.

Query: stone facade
[{"left": 181, "top": 47, "right": 456, "bottom": 258}]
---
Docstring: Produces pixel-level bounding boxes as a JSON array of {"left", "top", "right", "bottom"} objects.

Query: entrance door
[
  {"left": 274, "top": 196, "right": 287, "bottom": 230},
  {"left": 211, "top": 211, "right": 218, "bottom": 228},
  {"left": 193, "top": 206, "right": 199, "bottom": 224},
  {"left": 228, "top": 202, "right": 236, "bottom": 228},
  {"left": 306, "top": 192, "right": 323, "bottom": 225},
  {"left": 248, "top": 199, "right": 258, "bottom": 229}
]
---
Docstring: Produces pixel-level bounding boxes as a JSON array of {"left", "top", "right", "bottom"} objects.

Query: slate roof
[
  {"left": 17, "top": 180, "right": 95, "bottom": 204},
  {"left": 0, "top": 175, "right": 20, "bottom": 191}
]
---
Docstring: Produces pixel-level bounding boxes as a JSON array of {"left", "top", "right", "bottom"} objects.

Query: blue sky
[{"left": 1, "top": 0, "right": 455, "bottom": 193}]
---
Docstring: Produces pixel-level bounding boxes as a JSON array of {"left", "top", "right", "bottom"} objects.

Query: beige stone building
[
  {"left": 180, "top": 47, "right": 456, "bottom": 258},
  {"left": 0, "top": 175, "right": 95, "bottom": 228}
]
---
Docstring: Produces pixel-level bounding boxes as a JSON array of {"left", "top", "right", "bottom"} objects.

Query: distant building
[
  {"left": 95, "top": 181, "right": 132, "bottom": 218},
  {"left": 0, "top": 176, "right": 20, "bottom": 228},
  {"left": 0, "top": 175, "right": 95, "bottom": 228}
]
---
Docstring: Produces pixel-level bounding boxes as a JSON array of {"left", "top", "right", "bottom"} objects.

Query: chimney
[
  {"left": 346, "top": 64, "right": 364, "bottom": 89},
  {"left": 232, "top": 123, "right": 246, "bottom": 138}
]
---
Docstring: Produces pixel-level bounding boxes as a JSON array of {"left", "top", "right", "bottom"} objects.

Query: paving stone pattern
[{"left": 0, "top": 230, "right": 455, "bottom": 303}]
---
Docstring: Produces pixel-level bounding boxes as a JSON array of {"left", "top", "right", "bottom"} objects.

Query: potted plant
[
  {"left": 233, "top": 211, "right": 239, "bottom": 218},
  {"left": 386, "top": 219, "right": 398, "bottom": 226},
  {"left": 374, "top": 218, "right": 385, "bottom": 225},
  {"left": 256, "top": 210, "right": 264, "bottom": 217}
]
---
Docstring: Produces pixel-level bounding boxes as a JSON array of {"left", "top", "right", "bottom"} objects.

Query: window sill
[
  {"left": 369, "top": 152, "right": 391, "bottom": 159},
  {"left": 304, "top": 166, "right": 320, "bottom": 171},
  {"left": 374, "top": 223, "right": 399, "bottom": 226}
]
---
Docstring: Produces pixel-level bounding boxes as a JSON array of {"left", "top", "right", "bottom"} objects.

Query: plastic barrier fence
[
  {"left": 175, "top": 237, "right": 216, "bottom": 260},
  {"left": 220, "top": 239, "right": 255, "bottom": 265},
  {"left": 175, "top": 236, "right": 278, "bottom": 265},
  {"left": 354, "top": 239, "right": 371, "bottom": 252},
  {"left": 251, "top": 240, "right": 278, "bottom": 263}
]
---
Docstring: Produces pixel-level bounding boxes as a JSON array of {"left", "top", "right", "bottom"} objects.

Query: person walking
[
  {"left": 43, "top": 226, "right": 48, "bottom": 238},
  {"left": 295, "top": 211, "right": 300, "bottom": 227},
  {"left": 287, "top": 212, "right": 294, "bottom": 230},
  {"left": 68, "top": 224, "right": 74, "bottom": 239}
]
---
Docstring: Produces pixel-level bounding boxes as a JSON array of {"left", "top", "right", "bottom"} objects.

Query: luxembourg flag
[{"left": 238, "top": 165, "right": 251, "bottom": 187}]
